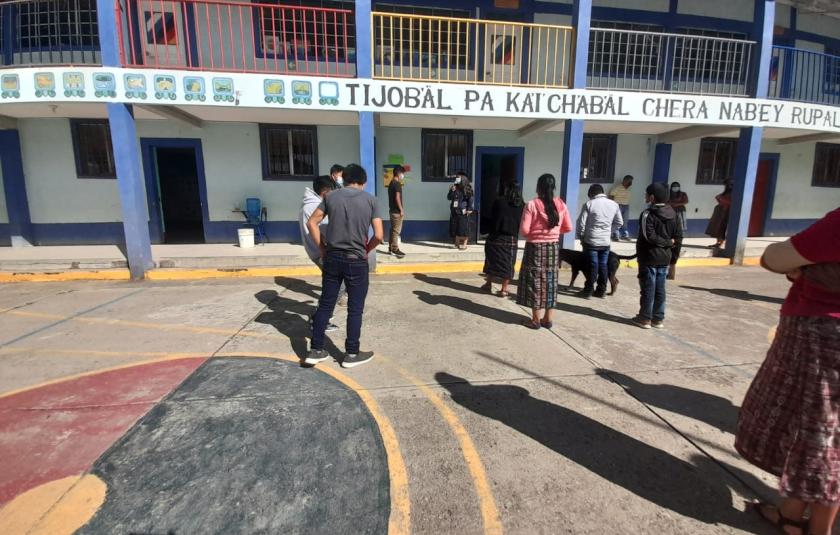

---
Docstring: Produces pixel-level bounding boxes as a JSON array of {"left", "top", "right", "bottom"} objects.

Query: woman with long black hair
[
  {"left": 481, "top": 178, "right": 524, "bottom": 297},
  {"left": 706, "top": 180, "right": 733, "bottom": 249},
  {"left": 516, "top": 174, "right": 573, "bottom": 329},
  {"left": 447, "top": 171, "right": 474, "bottom": 250}
]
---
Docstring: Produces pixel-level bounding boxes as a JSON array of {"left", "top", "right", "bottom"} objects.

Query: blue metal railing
[{"left": 769, "top": 45, "right": 840, "bottom": 106}]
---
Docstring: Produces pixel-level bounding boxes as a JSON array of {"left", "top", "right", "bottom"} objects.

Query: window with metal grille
[
  {"left": 70, "top": 119, "right": 115, "bottom": 179},
  {"left": 673, "top": 29, "right": 749, "bottom": 82},
  {"left": 696, "top": 138, "right": 738, "bottom": 185},
  {"left": 580, "top": 134, "right": 616, "bottom": 184},
  {"left": 260, "top": 124, "right": 318, "bottom": 180},
  {"left": 422, "top": 129, "right": 472, "bottom": 181},
  {"left": 812, "top": 143, "right": 840, "bottom": 188},
  {"left": 17, "top": 0, "right": 99, "bottom": 49},
  {"left": 588, "top": 22, "right": 663, "bottom": 78},
  {"left": 823, "top": 48, "right": 840, "bottom": 94},
  {"left": 374, "top": 4, "right": 471, "bottom": 69},
  {"left": 258, "top": 0, "right": 356, "bottom": 60}
]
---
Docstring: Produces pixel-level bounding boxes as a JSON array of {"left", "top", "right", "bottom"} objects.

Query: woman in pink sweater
[{"left": 516, "top": 173, "right": 573, "bottom": 329}]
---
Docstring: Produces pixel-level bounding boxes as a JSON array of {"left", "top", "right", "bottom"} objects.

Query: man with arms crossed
[{"left": 305, "top": 164, "right": 384, "bottom": 368}]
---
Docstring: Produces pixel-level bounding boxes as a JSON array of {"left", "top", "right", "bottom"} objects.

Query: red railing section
[{"left": 116, "top": 0, "right": 355, "bottom": 77}]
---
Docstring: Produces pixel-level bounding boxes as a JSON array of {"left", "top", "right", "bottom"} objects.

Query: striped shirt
[{"left": 609, "top": 184, "right": 632, "bottom": 205}]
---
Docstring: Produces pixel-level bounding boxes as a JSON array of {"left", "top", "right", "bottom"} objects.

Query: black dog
[{"left": 558, "top": 248, "right": 637, "bottom": 295}]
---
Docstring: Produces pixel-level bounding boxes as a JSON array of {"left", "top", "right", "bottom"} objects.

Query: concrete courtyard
[{"left": 0, "top": 265, "right": 789, "bottom": 534}]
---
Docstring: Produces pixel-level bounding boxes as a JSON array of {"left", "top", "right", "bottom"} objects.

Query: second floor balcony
[{"left": 768, "top": 45, "right": 840, "bottom": 106}]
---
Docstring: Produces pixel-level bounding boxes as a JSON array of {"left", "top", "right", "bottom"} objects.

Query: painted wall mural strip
[{"left": 2, "top": 67, "right": 840, "bottom": 133}]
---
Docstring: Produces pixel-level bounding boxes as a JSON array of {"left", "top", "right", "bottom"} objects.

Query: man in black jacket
[{"left": 633, "top": 183, "right": 683, "bottom": 329}]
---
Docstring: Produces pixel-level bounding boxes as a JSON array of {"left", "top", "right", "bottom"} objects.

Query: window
[
  {"left": 70, "top": 119, "right": 115, "bottom": 179},
  {"left": 260, "top": 124, "right": 318, "bottom": 180},
  {"left": 374, "top": 4, "right": 471, "bottom": 68},
  {"left": 580, "top": 134, "right": 616, "bottom": 184},
  {"left": 421, "top": 129, "right": 472, "bottom": 181},
  {"left": 257, "top": 0, "right": 356, "bottom": 60},
  {"left": 812, "top": 143, "right": 840, "bottom": 188},
  {"left": 588, "top": 22, "right": 663, "bottom": 78},
  {"left": 823, "top": 48, "right": 840, "bottom": 95},
  {"left": 673, "top": 29, "right": 749, "bottom": 82},
  {"left": 696, "top": 138, "right": 737, "bottom": 185},
  {"left": 17, "top": 0, "right": 99, "bottom": 49}
]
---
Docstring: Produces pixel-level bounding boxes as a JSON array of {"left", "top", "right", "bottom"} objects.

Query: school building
[{"left": 0, "top": 0, "right": 839, "bottom": 277}]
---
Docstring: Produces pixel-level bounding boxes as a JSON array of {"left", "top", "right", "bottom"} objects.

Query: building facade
[{"left": 0, "top": 0, "right": 839, "bottom": 276}]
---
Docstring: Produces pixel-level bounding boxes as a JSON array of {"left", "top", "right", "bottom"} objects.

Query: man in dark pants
[
  {"left": 633, "top": 183, "right": 683, "bottom": 330},
  {"left": 576, "top": 184, "right": 623, "bottom": 299},
  {"left": 388, "top": 165, "right": 406, "bottom": 258},
  {"left": 305, "top": 164, "right": 384, "bottom": 368}
]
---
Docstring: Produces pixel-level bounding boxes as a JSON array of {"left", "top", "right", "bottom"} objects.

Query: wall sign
[{"left": 2, "top": 67, "right": 840, "bottom": 134}]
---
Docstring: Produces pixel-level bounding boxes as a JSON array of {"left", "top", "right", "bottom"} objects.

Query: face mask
[
  {"left": 336, "top": 177, "right": 344, "bottom": 186},
  {"left": 454, "top": 177, "right": 461, "bottom": 184},
  {"left": 671, "top": 187, "right": 680, "bottom": 192}
]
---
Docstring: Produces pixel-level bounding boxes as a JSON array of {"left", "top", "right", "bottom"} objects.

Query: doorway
[
  {"left": 748, "top": 153, "right": 779, "bottom": 237},
  {"left": 475, "top": 147, "right": 525, "bottom": 237},
  {"left": 141, "top": 139, "right": 208, "bottom": 244}
]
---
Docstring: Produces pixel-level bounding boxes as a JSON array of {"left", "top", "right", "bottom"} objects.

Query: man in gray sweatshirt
[{"left": 576, "top": 184, "right": 623, "bottom": 298}]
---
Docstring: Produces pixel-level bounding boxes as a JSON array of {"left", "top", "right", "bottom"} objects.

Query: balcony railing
[
  {"left": 372, "top": 12, "right": 573, "bottom": 88},
  {"left": 116, "top": 0, "right": 355, "bottom": 76},
  {"left": 587, "top": 28, "right": 754, "bottom": 96},
  {"left": 0, "top": 0, "right": 101, "bottom": 67},
  {"left": 768, "top": 45, "right": 840, "bottom": 106}
]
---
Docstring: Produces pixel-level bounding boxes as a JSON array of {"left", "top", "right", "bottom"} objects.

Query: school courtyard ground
[{"left": 0, "top": 263, "right": 789, "bottom": 534}]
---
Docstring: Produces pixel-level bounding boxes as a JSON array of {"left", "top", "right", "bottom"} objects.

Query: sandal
[
  {"left": 480, "top": 282, "right": 492, "bottom": 293},
  {"left": 750, "top": 502, "right": 809, "bottom": 534},
  {"left": 540, "top": 320, "right": 553, "bottom": 329},
  {"left": 522, "top": 319, "right": 541, "bottom": 330},
  {"left": 497, "top": 290, "right": 509, "bottom": 298}
]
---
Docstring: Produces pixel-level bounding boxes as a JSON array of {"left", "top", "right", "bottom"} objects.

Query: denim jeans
[
  {"left": 614, "top": 204, "right": 630, "bottom": 240},
  {"left": 311, "top": 252, "right": 369, "bottom": 354},
  {"left": 583, "top": 246, "right": 609, "bottom": 294},
  {"left": 638, "top": 265, "right": 669, "bottom": 321}
]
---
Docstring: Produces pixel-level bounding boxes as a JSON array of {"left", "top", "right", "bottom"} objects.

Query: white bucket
[{"left": 237, "top": 228, "right": 255, "bottom": 248}]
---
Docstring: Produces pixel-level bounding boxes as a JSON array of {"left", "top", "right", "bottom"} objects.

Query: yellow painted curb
[
  {"left": 742, "top": 256, "right": 762, "bottom": 266},
  {"left": 0, "top": 270, "right": 130, "bottom": 283},
  {"left": 144, "top": 266, "right": 322, "bottom": 280}
]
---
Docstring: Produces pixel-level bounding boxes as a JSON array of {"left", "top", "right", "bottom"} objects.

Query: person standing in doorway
[
  {"left": 517, "top": 173, "right": 573, "bottom": 330},
  {"left": 305, "top": 164, "right": 383, "bottom": 368},
  {"left": 481, "top": 178, "right": 524, "bottom": 297},
  {"left": 448, "top": 171, "right": 474, "bottom": 250},
  {"left": 299, "top": 175, "right": 341, "bottom": 331},
  {"left": 576, "top": 184, "right": 623, "bottom": 299},
  {"left": 735, "top": 208, "right": 840, "bottom": 535},
  {"left": 609, "top": 175, "right": 634, "bottom": 242},
  {"left": 705, "top": 181, "right": 733, "bottom": 249},
  {"left": 667, "top": 181, "right": 689, "bottom": 280},
  {"left": 330, "top": 164, "right": 344, "bottom": 187},
  {"left": 387, "top": 165, "right": 406, "bottom": 259},
  {"left": 632, "top": 183, "right": 683, "bottom": 330}
]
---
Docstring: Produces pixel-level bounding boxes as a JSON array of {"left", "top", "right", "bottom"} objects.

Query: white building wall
[
  {"left": 797, "top": 12, "right": 840, "bottom": 41},
  {"left": 19, "top": 119, "right": 123, "bottom": 224},
  {"left": 667, "top": 137, "right": 729, "bottom": 221},
  {"left": 677, "top": 0, "right": 753, "bottom": 22},
  {"left": 761, "top": 139, "right": 840, "bottom": 220},
  {"left": 0, "top": 155, "right": 8, "bottom": 224},
  {"left": 594, "top": 0, "right": 668, "bottom": 11},
  {"left": 611, "top": 134, "right": 656, "bottom": 218}
]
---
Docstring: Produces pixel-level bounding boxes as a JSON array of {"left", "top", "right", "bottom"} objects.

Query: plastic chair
[{"left": 244, "top": 198, "right": 268, "bottom": 244}]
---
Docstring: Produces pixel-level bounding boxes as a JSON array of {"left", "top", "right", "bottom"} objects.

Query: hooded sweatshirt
[
  {"left": 576, "top": 193, "right": 623, "bottom": 248},
  {"left": 299, "top": 187, "right": 328, "bottom": 261},
  {"left": 636, "top": 203, "right": 683, "bottom": 267}
]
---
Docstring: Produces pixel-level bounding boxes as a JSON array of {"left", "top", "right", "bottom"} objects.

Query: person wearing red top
[
  {"left": 705, "top": 181, "right": 733, "bottom": 249},
  {"left": 735, "top": 207, "right": 840, "bottom": 535},
  {"left": 516, "top": 173, "right": 573, "bottom": 329}
]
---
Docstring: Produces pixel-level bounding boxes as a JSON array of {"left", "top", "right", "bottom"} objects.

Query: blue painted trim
[
  {"left": 1, "top": 4, "right": 13, "bottom": 66},
  {"left": 652, "top": 143, "right": 672, "bottom": 185},
  {"left": 725, "top": 127, "right": 763, "bottom": 262},
  {"left": 140, "top": 137, "right": 211, "bottom": 244},
  {"left": 356, "top": 0, "right": 372, "bottom": 79},
  {"left": 560, "top": 119, "right": 584, "bottom": 250},
  {"left": 752, "top": 0, "right": 775, "bottom": 98},
  {"left": 359, "top": 112, "right": 376, "bottom": 196},
  {"left": 29, "top": 223, "right": 126, "bottom": 245},
  {"left": 203, "top": 220, "right": 300, "bottom": 244},
  {"left": 108, "top": 103, "right": 154, "bottom": 278},
  {"left": 185, "top": 3, "right": 200, "bottom": 68},
  {"left": 571, "top": 0, "right": 593, "bottom": 89},
  {"left": 0, "top": 223, "right": 10, "bottom": 246},
  {"left": 758, "top": 152, "right": 780, "bottom": 236},
  {"left": 96, "top": 0, "right": 121, "bottom": 67},
  {"left": 0, "top": 130, "right": 33, "bottom": 244}
]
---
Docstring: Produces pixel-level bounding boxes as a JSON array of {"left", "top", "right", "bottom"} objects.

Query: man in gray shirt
[
  {"left": 576, "top": 184, "right": 623, "bottom": 298},
  {"left": 305, "top": 164, "right": 384, "bottom": 368}
]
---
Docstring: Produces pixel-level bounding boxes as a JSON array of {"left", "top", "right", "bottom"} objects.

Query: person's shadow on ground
[
  {"left": 679, "top": 285, "right": 784, "bottom": 306},
  {"left": 274, "top": 276, "right": 322, "bottom": 301},
  {"left": 414, "top": 273, "right": 487, "bottom": 295},
  {"left": 254, "top": 290, "right": 341, "bottom": 363},
  {"left": 598, "top": 369, "right": 740, "bottom": 435},
  {"left": 435, "top": 372, "right": 769, "bottom": 533},
  {"left": 413, "top": 290, "right": 524, "bottom": 324}
]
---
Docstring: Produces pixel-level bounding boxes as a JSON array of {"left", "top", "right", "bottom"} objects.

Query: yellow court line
[
  {"left": 0, "top": 352, "right": 412, "bottom": 535},
  {"left": 379, "top": 356, "right": 503, "bottom": 535},
  {"left": 0, "top": 270, "right": 130, "bottom": 283}
]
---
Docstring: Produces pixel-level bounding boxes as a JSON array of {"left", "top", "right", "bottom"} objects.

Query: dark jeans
[
  {"left": 638, "top": 264, "right": 669, "bottom": 321},
  {"left": 613, "top": 204, "right": 630, "bottom": 240},
  {"left": 311, "top": 252, "right": 369, "bottom": 354},
  {"left": 583, "top": 246, "right": 609, "bottom": 294}
]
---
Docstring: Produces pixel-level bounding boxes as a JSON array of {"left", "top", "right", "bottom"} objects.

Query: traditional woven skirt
[
  {"left": 705, "top": 205, "right": 729, "bottom": 240},
  {"left": 483, "top": 235, "right": 518, "bottom": 280},
  {"left": 735, "top": 315, "right": 840, "bottom": 504},
  {"left": 516, "top": 242, "right": 559, "bottom": 309}
]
